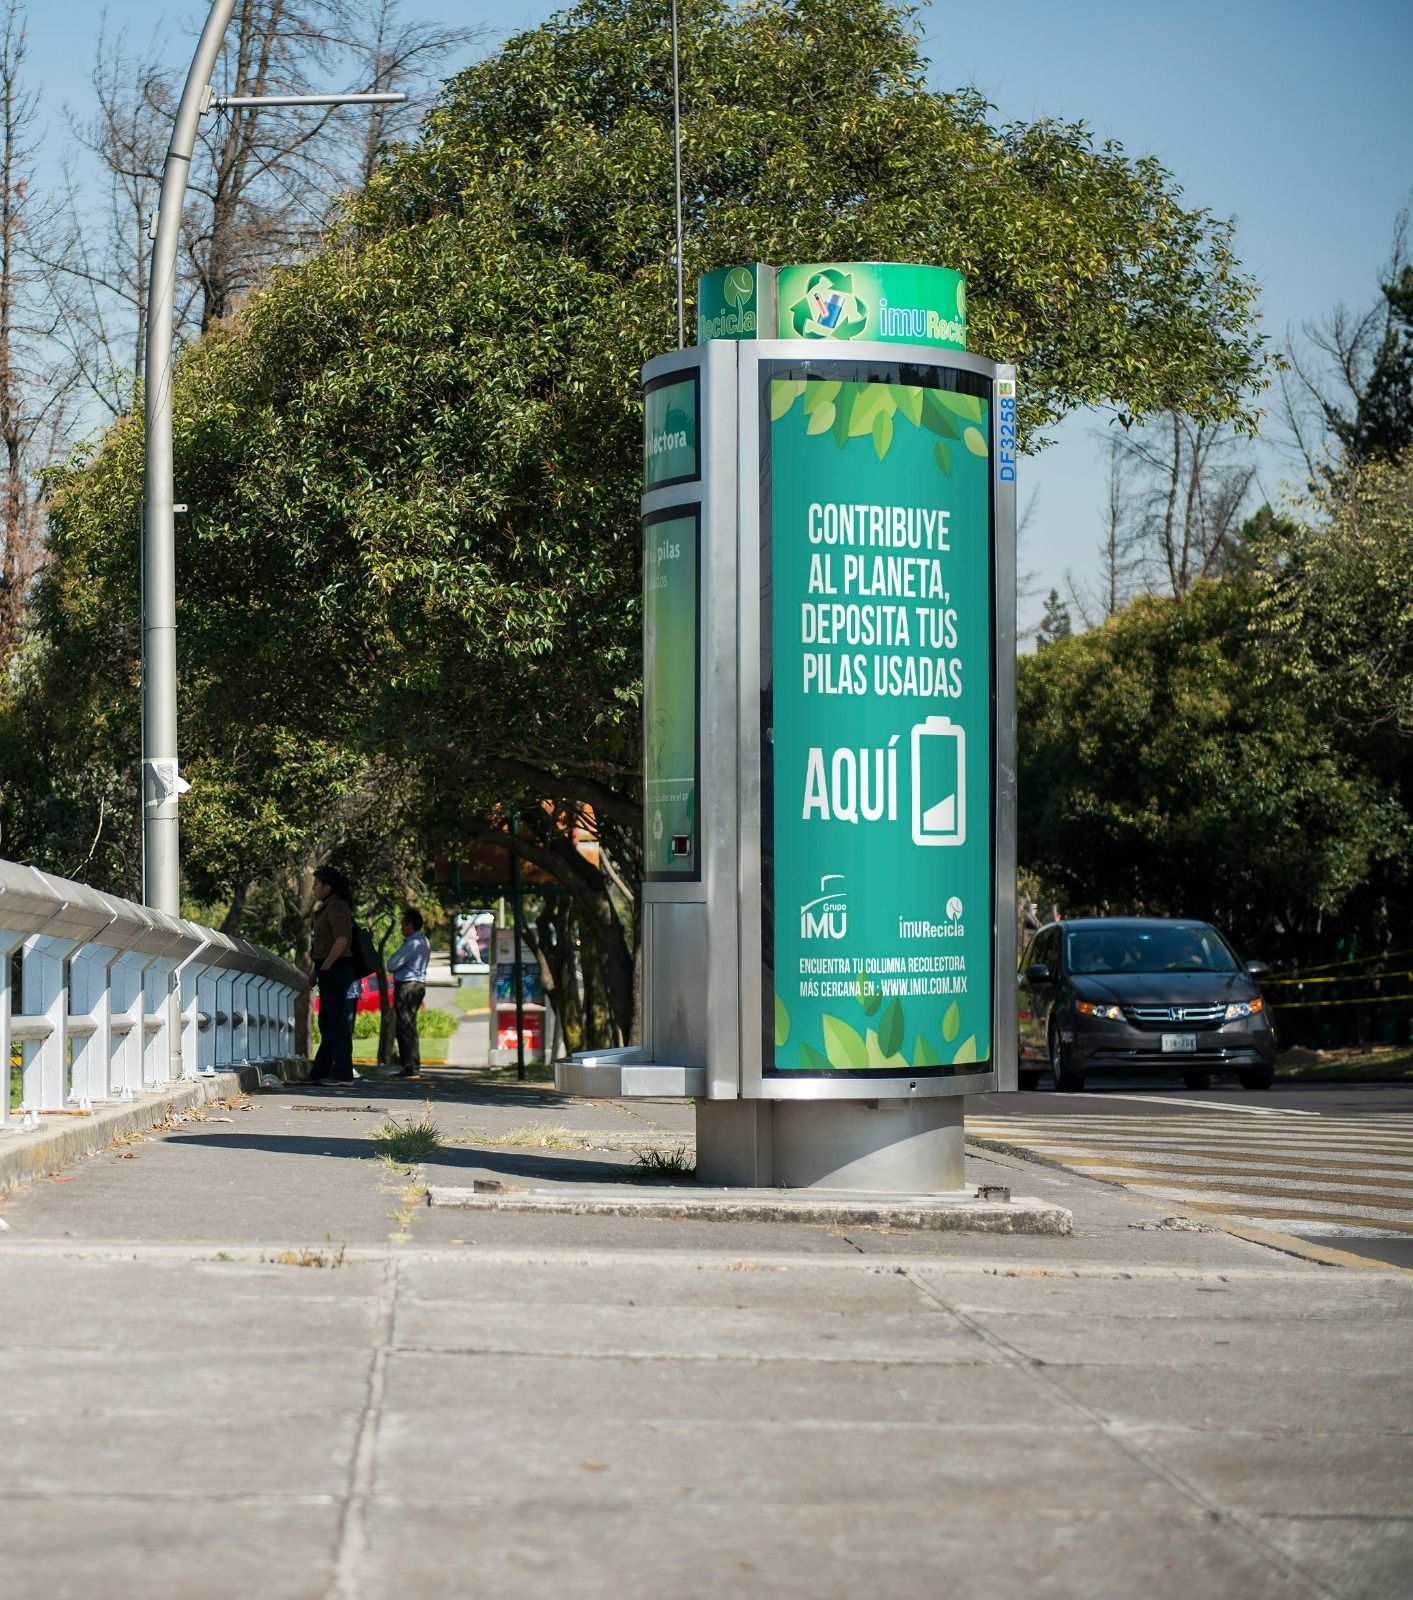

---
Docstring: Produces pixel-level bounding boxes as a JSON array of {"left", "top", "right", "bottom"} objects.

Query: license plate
[{"left": 1161, "top": 1033, "right": 1198, "bottom": 1053}]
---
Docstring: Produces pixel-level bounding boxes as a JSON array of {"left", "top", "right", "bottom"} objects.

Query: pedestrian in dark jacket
[{"left": 309, "top": 866, "right": 357, "bottom": 1084}]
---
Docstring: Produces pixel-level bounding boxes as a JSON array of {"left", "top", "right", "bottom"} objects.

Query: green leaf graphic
[
  {"left": 942, "top": 1000, "right": 960, "bottom": 1043},
  {"left": 800, "top": 1042, "right": 829, "bottom": 1071},
  {"left": 934, "top": 440, "right": 952, "bottom": 476},
  {"left": 866, "top": 1029, "right": 909, "bottom": 1069},
  {"left": 806, "top": 402, "right": 836, "bottom": 435},
  {"left": 848, "top": 384, "right": 896, "bottom": 438},
  {"left": 872, "top": 410, "right": 893, "bottom": 460},
  {"left": 895, "top": 385, "right": 924, "bottom": 427},
  {"left": 963, "top": 425, "right": 988, "bottom": 457},
  {"left": 803, "top": 379, "right": 842, "bottom": 415},
  {"left": 920, "top": 390, "right": 961, "bottom": 439},
  {"left": 831, "top": 384, "right": 860, "bottom": 446},
  {"left": 956, "top": 279, "right": 966, "bottom": 320},
  {"left": 952, "top": 1035, "right": 979, "bottom": 1064},
  {"left": 878, "top": 997, "right": 904, "bottom": 1057},
  {"left": 937, "top": 391, "right": 984, "bottom": 424},
  {"left": 823, "top": 1014, "right": 868, "bottom": 1069},
  {"left": 774, "top": 994, "right": 791, "bottom": 1048},
  {"left": 771, "top": 380, "right": 803, "bottom": 420},
  {"left": 913, "top": 1034, "right": 942, "bottom": 1067},
  {"left": 856, "top": 969, "right": 882, "bottom": 1016}
]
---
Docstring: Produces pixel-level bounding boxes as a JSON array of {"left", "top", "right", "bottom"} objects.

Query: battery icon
[
  {"left": 911, "top": 716, "right": 966, "bottom": 847},
  {"left": 810, "top": 288, "right": 848, "bottom": 330}
]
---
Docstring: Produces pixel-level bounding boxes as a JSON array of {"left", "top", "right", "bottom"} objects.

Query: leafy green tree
[
  {"left": 1017, "top": 581, "right": 1406, "bottom": 956},
  {"left": 8, "top": 0, "right": 1275, "bottom": 1041}
]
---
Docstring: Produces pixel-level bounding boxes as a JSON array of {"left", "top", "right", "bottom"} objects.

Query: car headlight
[
  {"left": 1076, "top": 1000, "right": 1123, "bottom": 1020},
  {"left": 1224, "top": 997, "right": 1265, "bottom": 1020}
]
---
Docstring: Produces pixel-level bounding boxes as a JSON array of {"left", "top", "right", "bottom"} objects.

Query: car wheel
[
  {"left": 1018, "top": 1069, "right": 1042, "bottom": 1092},
  {"left": 1239, "top": 1069, "right": 1275, "bottom": 1090},
  {"left": 1182, "top": 1072, "right": 1212, "bottom": 1090},
  {"left": 1049, "top": 1026, "right": 1085, "bottom": 1092}
]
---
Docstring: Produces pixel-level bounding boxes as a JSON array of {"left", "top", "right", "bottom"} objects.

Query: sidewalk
[{"left": 0, "top": 1068, "right": 1408, "bottom": 1599}]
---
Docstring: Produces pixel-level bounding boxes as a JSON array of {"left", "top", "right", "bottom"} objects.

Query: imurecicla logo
[{"left": 800, "top": 874, "right": 848, "bottom": 940}]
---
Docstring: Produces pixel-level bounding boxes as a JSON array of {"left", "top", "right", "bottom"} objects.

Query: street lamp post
[{"left": 142, "top": 1, "right": 402, "bottom": 1075}]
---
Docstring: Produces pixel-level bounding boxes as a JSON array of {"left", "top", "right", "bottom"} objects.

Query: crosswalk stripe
[{"left": 966, "top": 1109, "right": 1413, "bottom": 1239}]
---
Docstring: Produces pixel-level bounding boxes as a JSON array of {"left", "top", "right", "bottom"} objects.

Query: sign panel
[
  {"left": 643, "top": 372, "right": 699, "bottom": 488},
  {"left": 697, "top": 263, "right": 767, "bottom": 342},
  {"left": 775, "top": 263, "right": 966, "bottom": 350},
  {"left": 763, "top": 366, "right": 993, "bottom": 1077},
  {"left": 643, "top": 507, "right": 700, "bottom": 880}
]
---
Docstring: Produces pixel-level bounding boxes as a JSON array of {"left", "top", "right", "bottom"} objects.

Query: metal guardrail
[{"left": 1, "top": 859, "right": 305, "bottom": 1127}]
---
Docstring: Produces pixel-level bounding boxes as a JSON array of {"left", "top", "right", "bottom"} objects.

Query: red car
[{"left": 311, "top": 975, "right": 384, "bottom": 1015}]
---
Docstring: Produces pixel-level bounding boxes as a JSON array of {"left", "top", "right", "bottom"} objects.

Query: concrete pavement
[{"left": 0, "top": 1067, "right": 1409, "bottom": 1599}]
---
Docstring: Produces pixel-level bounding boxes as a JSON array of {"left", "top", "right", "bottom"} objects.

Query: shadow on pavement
[{"left": 162, "top": 1132, "right": 646, "bottom": 1185}]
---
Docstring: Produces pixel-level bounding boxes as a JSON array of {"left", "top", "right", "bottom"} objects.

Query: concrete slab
[
  {"left": 357, "top": 1502, "right": 1301, "bottom": 1600},
  {"left": 1255, "top": 1514, "right": 1413, "bottom": 1600},
  {"left": 0, "top": 1499, "right": 340, "bottom": 1600},
  {"left": 425, "top": 1181, "right": 1072, "bottom": 1233},
  {"left": 379, "top": 1347, "right": 1078, "bottom": 1428}
]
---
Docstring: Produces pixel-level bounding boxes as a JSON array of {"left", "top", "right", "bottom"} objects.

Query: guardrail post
[
  {"left": 69, "top": 942, "right": 118, "bottom": 1105},
  {"left": 19, "top": 935, "right": 70, "bottom": 1111},
  {"left": 142, "top": 959, "right": 179, "bottom": 1087},
  {"left": 177, "top": 936, "right": 209, "bottom": 1079},
  {"left": 110, "top": 948, "right": 155, "bottom": 1098}
]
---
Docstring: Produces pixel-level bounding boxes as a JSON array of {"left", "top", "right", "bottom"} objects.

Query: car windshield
[{"left": 1065, "top": 925, "right": 1238, "bottom": 975}]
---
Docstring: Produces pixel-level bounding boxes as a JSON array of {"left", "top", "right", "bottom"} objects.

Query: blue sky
[{"left": 30, "top": 1, "right": 1413, "bottom": 629}]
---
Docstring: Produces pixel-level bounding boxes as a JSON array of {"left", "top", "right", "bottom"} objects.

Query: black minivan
[{"left": 1018, "top": 917, "right": 1275, "bottom": 1092}]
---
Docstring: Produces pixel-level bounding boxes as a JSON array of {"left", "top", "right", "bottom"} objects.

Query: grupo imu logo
[{"left": 800, "top": 874, "right": 848, "bottom": 940}]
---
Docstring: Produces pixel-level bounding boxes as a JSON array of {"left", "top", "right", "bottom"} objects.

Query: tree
[
  {"left": 50, "top": 1, "right": 478, "bottom": 419},
  {"left": 1067, "top": 434, "right": 1142, "bottom": 628},
  {"left": 1114, "top": 408, "right": 1258, "bottom": 597},
  {"left": 1017, "top": 581, "right": 1406, "bottom": 959},
  {"left": 0, "top": 1, "right": 73, "bottom": 657},
  {"left": 1251, "top": 452, "right": 1413, "bottom": 760},
  {"left": 1035, "top": 589, "right": 1072, "bottom": 648},
  {"left": 1283, "top": 207, "right": 1413, "bottom": 480},
  {"left": 15, "top": 0, "right": 1276, "bottom": 1040}
]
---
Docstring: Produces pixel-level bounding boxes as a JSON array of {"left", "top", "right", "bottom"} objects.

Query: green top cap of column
[
  {"left": 777, "top": 262, "right": 966, "bottom": 350},
  {"left": 697, "top": 263, "right": 967, "bottom": 350}
]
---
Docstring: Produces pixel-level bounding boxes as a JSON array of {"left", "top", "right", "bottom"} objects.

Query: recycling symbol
[
  {"left": 789, "top": 267, "right": 869, "bottom": 341},
  {"left": 652, "top": 809, "right": 664, "bottom": 843}
]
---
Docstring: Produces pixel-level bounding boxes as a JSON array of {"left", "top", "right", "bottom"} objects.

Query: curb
[
  {"left": 425, "top": 1184, "right": 1072, "bottom": 1234},
  {"left": 1, "top": 1058, "right": 311, "bottom": 1196}
]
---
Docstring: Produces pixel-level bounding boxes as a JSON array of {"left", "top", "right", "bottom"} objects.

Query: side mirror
[
  {"left": 1244, "top": 960, "right": 1271, "bottom": 978},
  {"left": 1025, "top": 962, "right": 1051, "bottom": 985}
]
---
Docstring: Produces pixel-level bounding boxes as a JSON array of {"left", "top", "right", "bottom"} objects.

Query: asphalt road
[{"left": 970, "top": 1078, "right": 1413, "bottom": 1269}]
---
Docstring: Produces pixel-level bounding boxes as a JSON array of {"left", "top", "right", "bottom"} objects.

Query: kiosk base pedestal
[{"left": 696, "top": 1096, "right": 965, "bottom": 1193}]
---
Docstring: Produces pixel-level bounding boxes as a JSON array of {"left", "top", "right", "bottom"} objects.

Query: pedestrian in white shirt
[{"left": 386, "top": 909, "right": 431, "bottom": 1078}]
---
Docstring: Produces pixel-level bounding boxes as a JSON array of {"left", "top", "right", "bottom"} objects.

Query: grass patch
[
  {"left": 351, "top": 1038, "right": 449, "bottom": 1066},
  {"left": 371, "top": 1102, "right": 442, "bottom": 1164},
  {"left": 633, "top": 1144, "right": 696, "bottom": 1178},
  {"left": 266, "top": 1246, "right": 347, "bottom": 1268},
  {"left": 448, "top": 981, "right": 490, "bottom": 1014},
  {"left": 471, "top": 1122, "right": 578, "bottom": 1150},
  {"left": 1276, "top": 1046, "right": 1413, "bottom": 1083}
]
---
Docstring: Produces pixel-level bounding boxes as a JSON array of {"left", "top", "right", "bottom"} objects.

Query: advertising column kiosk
[{"left": 559, "top": 263, "right": 1017, "bottom": 1191}]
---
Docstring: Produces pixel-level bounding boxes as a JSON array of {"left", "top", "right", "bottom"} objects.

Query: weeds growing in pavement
[
  {"left": 371, "top": 1102, "right": 441, "bottom": 1165},
  {"left": 633, "top": 1144, "right": 696, "bottom": 1177},
  {"left": 479, "top": 1123, "right": 578, "bottom": 1150}
]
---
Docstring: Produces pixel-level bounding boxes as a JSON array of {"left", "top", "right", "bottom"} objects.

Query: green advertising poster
[
  {"left": 775, "top": 263, "right": 966, "bottom": 351},
  {"left": 644, "top": 372, "right": 699, "bottom": 488},
  {"left": 644, "top": 508, "right": 700, "bottom": 880},
  {"left": 764, "top": 367, "right": 992, "bottom": 1076}
]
